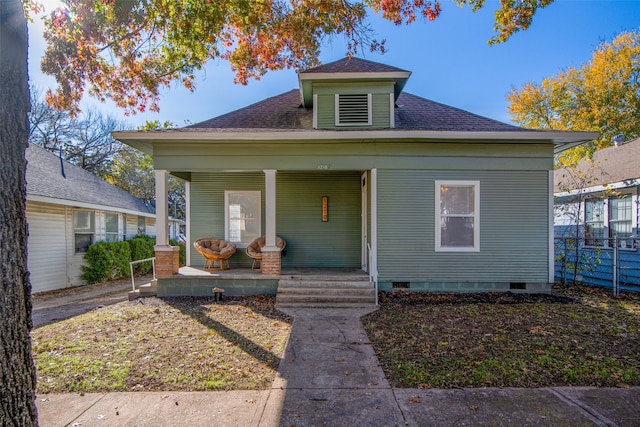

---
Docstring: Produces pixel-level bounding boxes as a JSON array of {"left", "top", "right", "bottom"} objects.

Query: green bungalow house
[{"left": 113, "top": 58, "right": 597, "bottom": 301}]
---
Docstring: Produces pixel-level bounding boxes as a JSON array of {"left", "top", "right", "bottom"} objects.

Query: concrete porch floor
[{"left": 176, "top": 266, "right": 370, "bottom": 280}]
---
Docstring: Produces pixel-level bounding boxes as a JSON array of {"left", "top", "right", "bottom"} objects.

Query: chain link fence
[{"left": 554, "top": 236, "right": 640, "bottom": 295}]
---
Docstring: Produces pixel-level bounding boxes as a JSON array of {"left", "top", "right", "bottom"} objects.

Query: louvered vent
[{"left": 336, "top": 94, "right": 371, "bottom": 126}]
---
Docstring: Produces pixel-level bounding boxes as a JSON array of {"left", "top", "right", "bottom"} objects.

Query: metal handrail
[
  {"left": 367, "top": 243, "right": 379, "bottom": 305},
  {"left": 129, "top": 257, "right": 156, "bottom": 291}
]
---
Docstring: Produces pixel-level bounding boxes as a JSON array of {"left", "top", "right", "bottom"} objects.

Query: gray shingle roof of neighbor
[
  {"left": 554, "top": 137, "right": 640, "bottom": 192},
  {"left": 187, "top": 89, "right": 524, "bottom": 132},
  {"left": 26, "top": 144, "right": 155, "bottom": 214}
]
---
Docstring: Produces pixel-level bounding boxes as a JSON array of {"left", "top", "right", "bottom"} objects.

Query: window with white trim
[
  {"left": 585, "top": 198, "right": 605, "bottom": 246},
  {"left": 335, "top": 93, "right": 372, "bottom": 126},
  {"left": 225, "top": 191, "right": 261, "bottom": 246},
  {"left": 137, "top": 216, "right": 146, "bottom": 235},
  {"left": 435, "top": 181, "right": 480, "bottom": 252},
  {"left": 73, "top": 210, "right": 95, "bottom": 253},
  {"left": 609, "top": 194, "right": 632, "bottom": 239},
  {"left": 583, "top": 193, "right": 634, "bottom": 247},
  {"left": 105, "top": 213, "right": 119, "bottom": 242}
]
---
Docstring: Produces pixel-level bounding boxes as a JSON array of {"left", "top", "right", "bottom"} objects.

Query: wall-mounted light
[{"left": 322, "top": 196, "right": 328, "bottom": 222}]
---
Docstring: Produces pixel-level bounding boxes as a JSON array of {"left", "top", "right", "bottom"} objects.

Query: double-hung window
[
  {"left": 105, "top": 213, "right": 119, "bottom": 242},
  {"left": 609, "top": 194, "right": 632, "bottom": 239},
  {"left": 584, "top": 198, "right": 605, "bottom": 246},
  {"left": 435, "top": 181, "right": 480, "bottom": 252},
  {"left": 225, "top": 191, "right": 261, "bottom": 247},
  {"left": 73, "top": 210, "right": 95, "bottom": 253}
]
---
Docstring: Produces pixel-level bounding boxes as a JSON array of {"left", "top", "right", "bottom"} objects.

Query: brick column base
[
  {"left": 155, "top": 245, "right": 180, "bottom": 276},
  {"left": 261, "top": 248, "right": 281, "bottom": 276}
]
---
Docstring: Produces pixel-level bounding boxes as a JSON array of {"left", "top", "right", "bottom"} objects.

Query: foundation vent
[
  {"left": 509, "top": 282, "right": 527, "bottom": 290},
  {"left": 392, "top": 282, "right": 410, "bottom": 289}
]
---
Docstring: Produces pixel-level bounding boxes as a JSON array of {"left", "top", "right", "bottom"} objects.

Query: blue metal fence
[{"left": 554, "top": 237, "right": 640, "bottom": 294}]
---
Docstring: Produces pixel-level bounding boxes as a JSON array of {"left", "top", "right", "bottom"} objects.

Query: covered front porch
[{"left": 153, "top": 168, "right": 377, "bottom": 284}]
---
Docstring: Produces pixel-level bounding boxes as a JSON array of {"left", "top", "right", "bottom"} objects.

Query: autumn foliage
[
  {"left": 30, "top": 0, "right": 555, "bottom": 115},
  {"left": 507, "top": 29, "right": 640, "bottom": 166}
]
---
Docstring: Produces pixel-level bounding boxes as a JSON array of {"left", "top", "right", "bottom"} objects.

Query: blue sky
[{"left": 28, "top": 0, "right": 640, "bottom": 128}]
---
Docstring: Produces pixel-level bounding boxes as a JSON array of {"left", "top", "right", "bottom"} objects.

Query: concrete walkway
[{"left": 36, "top": 306, "right": 640, "bottom": 426}]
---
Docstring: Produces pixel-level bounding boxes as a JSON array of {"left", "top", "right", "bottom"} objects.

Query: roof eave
[
  {"left": 297, "top": 71, "right": 412, "bottom": 107},
  {"left": 113, "top": 129, "right": 599, "bottom": 147}
]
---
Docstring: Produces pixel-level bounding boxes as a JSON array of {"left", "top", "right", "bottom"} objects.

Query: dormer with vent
[{"left": 298, "top": 58, "right": 411, "bottom": 130}]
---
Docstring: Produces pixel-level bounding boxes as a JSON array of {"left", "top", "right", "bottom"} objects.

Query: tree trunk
[{"left": 0, "top": 0, "right": 38, "bottom": 425}]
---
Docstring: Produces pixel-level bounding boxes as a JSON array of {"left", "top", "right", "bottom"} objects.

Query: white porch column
[
  {"left": 185, "top": 180, "right": 191, "bottom": 266},
  {"left": 264, "top": 169, "right": 277, "bottom": 247},
  {"left": 154, "top": 169, "right": 179, "bottom": 275},
  {"left": 549, "top": 170, "right": 555, "bottom": 284},
  {"left": 155, "top": 169, "right": 169, "bottom": 246}
]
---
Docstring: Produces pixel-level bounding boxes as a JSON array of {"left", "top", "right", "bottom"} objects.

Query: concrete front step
[
  {"left": 278, "top": 280, "right": 373, "bottom": 289},
  {"left": 276, "top": 278, "right": 376, "bottom": 308},
  {"left": 128, "top": 280, "right": 158, "bottom": 300},
  {"left": 278, "top": 287, "right": 375, "bottom": 296}
]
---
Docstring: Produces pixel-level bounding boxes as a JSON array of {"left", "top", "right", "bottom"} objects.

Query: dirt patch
[{"left": 363, "top": 284, "right": 640, "bottom": 389}]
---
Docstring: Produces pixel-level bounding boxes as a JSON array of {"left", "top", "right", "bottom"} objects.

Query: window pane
[
  {"left": 137, "top": 217, "right": 146, "bottom": 235},
  {"left": 75, "top": 234, "right": 93, "bottom": 253},
  {"left": 441, "top": 217, "right": 474, "bottom": 247},
  {"left": 585, "top": 199, "right": 604, "bottom": 222},
  {"left": 227, "top": 191, "right": 261, "bottom": 244},
  {"left": 105, "top": 213, "right": 118, "bottom": 233},
  {"left": 610, "top": 196, "right": 632, "bottom": 221},
  {"left": 440, "top": 186, "right": 474, "bottom": 215},
  {"left": 73, "top": 211, "right": 94, "bottom": 232}
]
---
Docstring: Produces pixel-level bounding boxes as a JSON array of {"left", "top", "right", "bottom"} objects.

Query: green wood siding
[
  {"left": 189, "top": 171, "right": 361, "bottom": 269},
  {"left": 154, "top": 142, "right": 554, "bottom": 172},
  {"left": 277, "top": 171, "right": 361, "bottom": 268},
  {"left": 190, "top": 172, "right": 264, "bottom": 268},
  {"left": 314, "top": 83, "right": 393, "bottom": 129},
  {"left": 376, "top": 169, "right": 550, "bottom": 286}
]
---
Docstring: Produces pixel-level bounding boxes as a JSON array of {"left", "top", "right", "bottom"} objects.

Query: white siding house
[{"left": 26, "top": 145, "right": 156, "bottom": 293}]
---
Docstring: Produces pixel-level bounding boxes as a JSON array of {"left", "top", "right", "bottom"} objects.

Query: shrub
[
  {"left": 128, "top": 235, "right": 155, "bottom": 274},
  {"left": 81, "top": 241, "right": 132, "bottom": 285}
]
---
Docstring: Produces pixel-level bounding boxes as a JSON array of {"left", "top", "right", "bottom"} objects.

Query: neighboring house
[
  {"left": 114, "top": 57, "right": 596, "bottom": 296},
  {"left": 26, "top": 144, "right": 156, "bottom": 293},
  {"left": 554, "top": 137, "right": 640, "bottom": 291}
]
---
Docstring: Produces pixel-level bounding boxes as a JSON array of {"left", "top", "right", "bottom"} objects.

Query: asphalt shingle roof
[
  {"left": 302, "top": 57, "right": 410, "bottom": 74},
  {"left": 554, "top": 137, "right": 640, "bottom": 192},
  {"left": 187, "top": 90, "right": 523, "bottom": 132},
  {"left": 26, "top": 144, "right": 154, "bottom": 214}
]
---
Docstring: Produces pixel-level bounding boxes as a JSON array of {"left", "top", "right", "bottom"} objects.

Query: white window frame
[
  {"left": 435, "top": 180, "right": 480, "bottom": 252},
  {"left": 73, "top": 210, "right": 95, "bottom": 253},
  {"left": 224, "top": 190, "right": 261, "bottom": 248},
  {"left": 105, "top": 212, "right": 119, "bottom": 242},
  {"left": 335, "top": 93, "right": 372, "bottom": 126}
]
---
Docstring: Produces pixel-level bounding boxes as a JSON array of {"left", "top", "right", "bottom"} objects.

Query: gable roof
[
  {"left": 187, "top": 89, "right": 523, "bottom": 132},
  {"left": 554, "top": 137, "right": 640, "bottom": 192},
  {"left": 26, "top": 144, "right": 154, "bottom": 215},
  {"left": 298, "top": 57, "right": 411, "bottom": 106},
  {"left": 302, "top": 57, "right": 410, "bottom": 74}
]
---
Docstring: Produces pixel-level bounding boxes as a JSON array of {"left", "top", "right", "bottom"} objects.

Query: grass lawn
[
  {"left": 32, "top": 296, "right": 291, "bottom": 393},
  {"left": 33, "top": 284, "right": 640, "bottom": 393},
  {"left": 362, "top": 284, "right": 640, "bottom": 389}
]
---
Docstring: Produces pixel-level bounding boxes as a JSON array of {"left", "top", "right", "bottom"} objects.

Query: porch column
[
  {"left": 154, "top": 169, "right": 179, "bottom": 275},
  {"left": 262, "top": 169, "right": 281, "bottom": 275}
]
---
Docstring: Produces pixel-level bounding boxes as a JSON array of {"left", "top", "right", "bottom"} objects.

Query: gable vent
[{"left": 336, "top": 94, "right": 371, "bottom": 126}]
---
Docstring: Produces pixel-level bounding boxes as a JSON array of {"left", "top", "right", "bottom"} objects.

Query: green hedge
[{"left": 81, "top": 236, "right": 186, "bottom": 285}]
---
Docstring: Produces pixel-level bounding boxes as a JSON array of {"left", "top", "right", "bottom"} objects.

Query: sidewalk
[{"left": 35, "top": 306, "right": 640, "bottom": 426}]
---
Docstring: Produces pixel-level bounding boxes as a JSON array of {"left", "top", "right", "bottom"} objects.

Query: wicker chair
[
  {"left": 193, "top": 238, "right": 237, "bottom": 270},
  {"left": 246, "top": 236, "right": 286, "bottom": 270}
]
